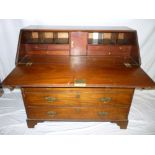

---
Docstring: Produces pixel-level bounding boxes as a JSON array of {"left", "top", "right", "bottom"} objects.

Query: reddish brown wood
[
  {"left": 27, "top": 106, "right": 129, "bottom": 120},
  {"left": 25, "top": 44, "right": 70, "bottom": 56},
  {"left": 88, "top": 45, "right": 131, "bottom": 56},
  {"left": 2, "top": 56, "right": 155, "bottom": 88},
  {"left": 111, "top": 120, "right": 128, "bottom": 129},
  {"left": 70, "top": 32, "right": 87, "bottom": 55},
  {"left": 23, "top": 88, "right": 133, "bottom": 107},
  {"left": 26, "top": 119, "right": 44, "bottom": 128}
]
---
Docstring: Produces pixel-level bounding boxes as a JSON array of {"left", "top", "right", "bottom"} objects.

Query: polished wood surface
[
  {"left": 2, "top": 26, "right": 155, "bottom": 129},
  {"left": 70, "top": 32, "right": 87, "bottom": 55},
  {"left": 23, "top": 88, "right": 133, "bottom": 107},
  {"left": 25, "top": 44, "right": 70, "bottom": 55},
  {"left": 27, "top": 106, "right": 129, "bottom": 120},
  {"left": 87, "top": 45, "right": 132, "bottom": 56},
  {"left": 3, "top": 56, "right": 155, "bottom": 88}
]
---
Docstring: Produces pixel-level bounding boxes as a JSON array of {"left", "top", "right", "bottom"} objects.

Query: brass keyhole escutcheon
[{"left": 74, "top": 79, "right": 86, "bottom": 87}]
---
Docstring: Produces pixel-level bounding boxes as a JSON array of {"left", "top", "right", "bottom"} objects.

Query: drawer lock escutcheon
[
  {"left": 74, "top": 79, "right": 86, "bottom": 87},
  {"left": 98, "top": 111, "right": 108, "bottom": 116},
  {"left": 45, "top": 97, "right": 57, "bottom": 102},
  {"left": 100, "top": 97, "right": 112, "bottom": 103}
]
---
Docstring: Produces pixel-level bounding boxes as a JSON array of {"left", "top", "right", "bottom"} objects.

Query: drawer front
[
  {"left": 27, "top": 107, "right": 129, "bottom": 120},
  {"left": 24, "top": 92, "right": 78, "bottom": 106},
  {"left": 88, "top": 45, "right": 131, "bottom": 56},
  {"left": 23, "top": 88, "right": 134, "bottom": 107},
  {"left": 25, "top": 44, "right": 47, "bottom": 51},
  {"left": 25, "top": 44, "right": 70, "bottom": 55}
]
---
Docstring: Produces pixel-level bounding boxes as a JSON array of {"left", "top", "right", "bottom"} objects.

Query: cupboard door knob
[
  {"left": 45, "top": 97, "right": 57, "bottom": 102},
  {"left": 99, "top": 97, "right": 112, "bottom": 103},
  {"left": 98, "top": 111, "right": 108, "bottom": 116}
]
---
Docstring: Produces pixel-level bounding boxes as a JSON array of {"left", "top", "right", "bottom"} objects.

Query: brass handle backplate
[
  {"left": 99, "top": 97, "right": 112, "bottom": 103},
  {"left": 98, "top": 111, "right": 108, "bottom": 116},
  {"left": 45, "top": 97, "right": 57, "bottom": 102},
  {"left": 47, "top": 111, "right": 57, "bottom": 116}
]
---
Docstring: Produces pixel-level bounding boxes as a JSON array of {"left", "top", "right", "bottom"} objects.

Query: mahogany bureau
[{"left": 2, "top": 26, "right": 155, "bottom": 129}]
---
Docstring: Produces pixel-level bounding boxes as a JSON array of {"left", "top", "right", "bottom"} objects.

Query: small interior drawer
[
  {"left": 87, "top": 45, "right": 131, "bottom": 56},
  {"left": 25, "top": 44, "right": 48, "bottom": 51}
]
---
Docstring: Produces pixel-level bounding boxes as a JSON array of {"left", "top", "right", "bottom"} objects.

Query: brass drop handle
[
  {"left": 99, "top": 97, "right": 112, "bottom": 103},
  {"left": 45, "top": 97, "right": 57, "bottom": 102},
  {"left": 98, "top": 111, "right": 108, "bottom": 116},
  {"left": 47, "top": 111, "right": 57, "bottom": 116}
]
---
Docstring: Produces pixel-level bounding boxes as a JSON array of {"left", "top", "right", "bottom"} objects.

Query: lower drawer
[{"left": 27, "top": 107, "right": 129, "bottom": 121}]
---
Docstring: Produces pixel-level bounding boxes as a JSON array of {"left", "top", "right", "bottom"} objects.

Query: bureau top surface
[
  {"left": 3, "top": 56, "right": 155, "bottom": 88},
  {"left": 22, "top": 26, "right": 135, "bottom": 32}
]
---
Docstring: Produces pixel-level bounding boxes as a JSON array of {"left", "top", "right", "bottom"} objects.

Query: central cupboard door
[{"left": 70, "top": 32, "right": 87, "bottom": 55}]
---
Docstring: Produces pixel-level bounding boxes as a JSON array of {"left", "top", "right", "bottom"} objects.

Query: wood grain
[
  {"left": 3, "top": 56, "right": 155, "bottom": 88},
  {"left": 23, "top": 88, "right": 134, "bottom": 107},
  {"left": 27, "top": 106, "right": 129, "bottom": 120}
]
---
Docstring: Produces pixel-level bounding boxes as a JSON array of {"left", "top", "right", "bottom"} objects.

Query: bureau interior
[{"left": 17, "top": 30, "right": 140, "bottom": 66}]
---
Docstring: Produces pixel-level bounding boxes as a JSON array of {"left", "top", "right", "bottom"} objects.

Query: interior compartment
[
  {"left": 17, "top": 30, "right": 139, "bottom": 65},
  {"left": 22, "top": 31, "right": 69, "bottom": 44},
  {"left": 18, "top": 31, "right": 70, "bottom": 58},
  {"left": 88, "top": 32, "right": 136, "bottom": 45}
]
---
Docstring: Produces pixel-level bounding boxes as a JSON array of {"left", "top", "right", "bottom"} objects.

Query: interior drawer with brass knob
[{"left": 27, "top": 106, "right": 129, "bottom": 120}]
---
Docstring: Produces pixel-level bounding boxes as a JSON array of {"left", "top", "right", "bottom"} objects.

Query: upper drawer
[{"left": 22, "top": 88, "right": 134, "bottom": 107}]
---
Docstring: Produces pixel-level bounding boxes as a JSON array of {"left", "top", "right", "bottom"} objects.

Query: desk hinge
[
  {"left": 26, "top": 62, "right": 33, "bottom": 66},
  {"left": 124, "top": 63, "right": 132, "bottom": 68}
]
